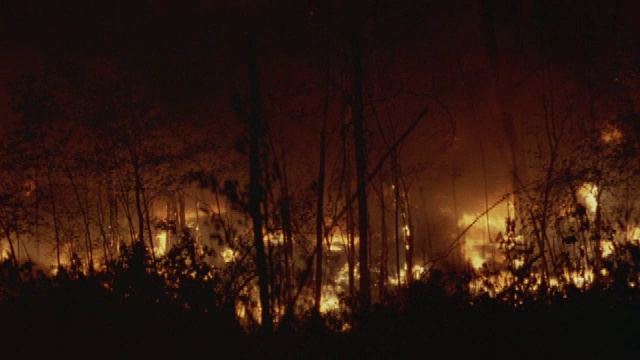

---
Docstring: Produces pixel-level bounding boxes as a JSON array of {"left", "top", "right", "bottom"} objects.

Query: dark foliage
[{"left": 3, "top": 250, "right": 640, "bottom": 359}]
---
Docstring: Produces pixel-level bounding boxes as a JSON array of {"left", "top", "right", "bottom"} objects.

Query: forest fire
[
  {"left": 459, "top": 207, "right": 508, "bottom": 270},
  {"left": 1, "top": 0, "right": 640, "bottom": 357},
  {"left": 577, "top": 183, "right": 599, "bottom": 213},
  {"left": 601, "top": 124, "right": 623, "bottom": 144}
]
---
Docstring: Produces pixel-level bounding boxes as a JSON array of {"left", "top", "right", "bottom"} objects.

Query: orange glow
[
  {"left": 155, "top": 231, "right": 168, "bottom": 257},
  {"left": 221, "top": 248, "right": 236, "bottom": 263},
  {"left": 600, "top": 124, "right": 623, "bottom": 144},
  {"left": 459, "top": 200, "right": 510, "bottom": 270}
]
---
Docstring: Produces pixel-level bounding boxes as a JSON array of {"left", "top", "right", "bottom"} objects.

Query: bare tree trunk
[
  {"left": 177, "top": 191, "right": 187, "bottom": 231},
  {"left": 378, "top": 175, "right": 388, "bottom": 299},
  {"left": 346, "top": 177, "right": 356, "bottom": 298},
  {"left": 248, "top": 31, "right": 273, "bottom": 333},
  {"left": 114, "top": 167, "right": 136, "bottom": 245},
  {"left": 351, "top": 3, "right": 370, "bottom": 313},
  {"left": 452, "top": 167, "right": 462, "bottom": 269},
  {"left": 341, "top": 114, "right": 356, "bottom": 298},
  {"left": 46, "top": 164, "right": 61, "bottom": 268},
  {"left": 314, "top": 75, "right": 328, "bottom": 315},
  {"left": 400, "top": 173, "right": 414, "bottom": 284},
  {"left": 280, "top": 195, "right": 293, "bottom": 304},
  {"left": 0, "top": 222, "right": 18, "bottom": 266},
  {"left": 314, "top": 0, "right": 333, "bottom": 315},
  {"left": 65, "top": 167, "right": 93, "bottom": 271},
  {"left": 131, "top": 156, "right": 145, "bottom": 247},
  {"left": 393, "top": 153, "right": 401, "bottom": 287},
  {"left": 108, "top": 174, "right": 120, "bottom": 254},
  {"left": 344, "top": 146, "right": 356, "bottom": 298},
  {"left": 96, "top": 180, "right": 111, "bottom": 264},
  {"left": 35, "top": 171, "right": 41, "bottom": 263},
  {"left": 142, "top": 189, "right": 156, "bottom": 262}
]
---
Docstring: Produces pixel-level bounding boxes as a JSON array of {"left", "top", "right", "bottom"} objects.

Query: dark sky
[
  {"left": 2, "top": 0, "right": 640, "bottom": 239},
  {"left": 3, "top": 0, "right": 638, "bottom": 115}
]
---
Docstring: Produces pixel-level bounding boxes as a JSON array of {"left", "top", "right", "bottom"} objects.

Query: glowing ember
[{"left": 600, "top": 124, "right": 623, "bottom": 144}]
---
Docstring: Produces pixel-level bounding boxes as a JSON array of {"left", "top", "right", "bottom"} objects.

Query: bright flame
[
  {"left": 388, "top": 264, "right": 426, "bottom": 285},
  {"left": 155, "top": 231, "right": 167, "bottom": 257},
  {"left": 567, "top": 269, "right": 594, "bottom": 288},
  {"left": 221, "top": 248, "right": 236, "bottom": 263},
  {"left": 329, "top": 243, "right": 343, "bottom": 252},
  {"left": 601, "top": 240, "right": 614, "bottom": 258},
  {"left": 403, "top": 225, "right": 411, "bottom": 237},
  {"left": 459, "top": 202, "right": 509, "bottom": 270},
  {"left": 577, "top": 183, "right": 598, "bottom": 213},
  {"left": 628, "top": 227, "right": 640, "bottom": 241},
  {"left": 320, "top": 291, "right": 340, "bottom": 313}
]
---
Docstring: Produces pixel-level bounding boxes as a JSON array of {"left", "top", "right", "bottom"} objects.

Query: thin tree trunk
[
  {"left": 342, "top": 114, "right": 356, "bottom": 298},
  {"left": 280, "top": 195, "right": 293, "bottom": 304},
  {"left": 131, "top": 157, "right": 145, "bottom": 247},
  {"left": 114, "top": 167, "right": 136, "bottom": 245},
  {"left": 344, "top": 148, "right": 356, "bottom": 297},
  {"left": 46, "top": 164, "right": 61, "bottom": 268},
  {"left": 351, "top": 3, "right": 370, "bottom": 313},
  {"left": 35, "top": 171, "right": 41, "bottom": 263},
  {"left": 271, "top": 129, "right": 294, "bottom": 306},
  {"left": 96, "top": 180, "right": 111, "bottom": 264},
  {"left": 65, "top": 167, "right": 93, "bottom": 270},
  {"left": 142, "top": 188, "right": 156, "bottom": 262},
  {"left": 248, "top": 31, "right": 273, "bottom": 333},
  {"left": 393, "top": 153, "right": 401, "bottom": 286},
  {"left": 314, "top": 0, "right": 332, "bottom": 315},
  {"left": 400, "top": 173, "right": 414, "bottom": 284},
  {"left": 314, "top": 75, "right": 328, "bottom": 315},
  {"left": 0, "top": 221, "right": 18, "bottom": 266},
  {"left": 378, "top": 174, "right": 388, "bottom": 299},
  {"left": 346, "top": 177, "right": 356, "bottom": 298}
]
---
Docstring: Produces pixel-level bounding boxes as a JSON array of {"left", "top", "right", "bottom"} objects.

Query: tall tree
[
  {"left": 247, "top": 31, "right": 273, "bottom": 332},
  {"left": 350, "top": 0, "right": 371, "bottom": 314}
]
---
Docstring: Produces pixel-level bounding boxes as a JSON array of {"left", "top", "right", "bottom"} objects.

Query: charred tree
[
  {"left": 247, "top": 32, "right": 273, "bottom": 333},
  {"left": 378, "top": 174, "right": 388, "bottom": 299},
  {"left": 343, "top": 127, "right": 356, "bottom": 298},
  {"left": 314, "top": 114, "right": 327, "bottom": 314},
  {"left": 46, "top": 164, "right": 61, "bottom": 268},
  {"left": 351, "top": 0, "right": 371, "bottom": 314},
  {"left": 314, "top": 71, "right": 329, "bottom": 315},
  {"left": 393, "top": 152, "right": 401, "bottom": 286},
  {"left": 400, "top": 170, "right": 414, "bottom": 284}
]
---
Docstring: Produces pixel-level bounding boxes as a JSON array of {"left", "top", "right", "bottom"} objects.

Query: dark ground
[{"left": 1, "top": 273, "right": 639, "bottom": 360}]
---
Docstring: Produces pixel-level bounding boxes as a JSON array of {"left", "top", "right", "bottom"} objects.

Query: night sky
[{"left": 2, "top": 0, "right": 640, "bottom": 263}]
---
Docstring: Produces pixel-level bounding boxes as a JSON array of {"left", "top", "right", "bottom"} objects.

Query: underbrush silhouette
[{"left": 2, "top": 236, "right": 640, "bottom": 359}]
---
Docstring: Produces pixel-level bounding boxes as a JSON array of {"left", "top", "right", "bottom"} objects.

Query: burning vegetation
[{"left": 2, "top": 0, "right": 640, "bottom": 357}]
